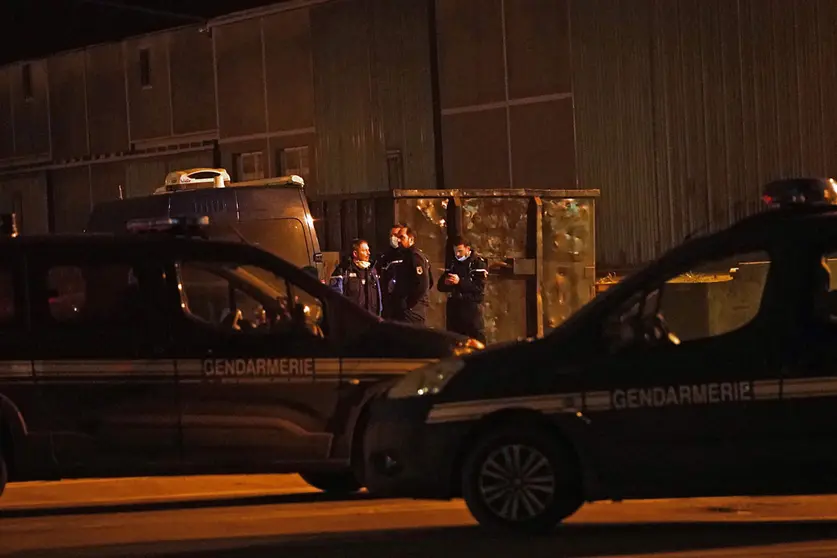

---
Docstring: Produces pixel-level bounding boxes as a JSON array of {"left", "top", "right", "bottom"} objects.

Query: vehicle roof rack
[
  {"left": 230, "top": 175, "right": 305, "bottom": 188},
  {"left": 152, "top": 174, "right": 304, "bottom": 195}
]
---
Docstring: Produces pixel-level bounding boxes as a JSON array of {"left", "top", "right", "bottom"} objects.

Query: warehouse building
[{"left": 0, "top": 0, "right": 834, "bottom": 270}]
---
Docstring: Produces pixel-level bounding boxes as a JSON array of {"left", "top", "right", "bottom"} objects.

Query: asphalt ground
[{"left": 3, "top": 475, "right": 837, "bottom": 557}]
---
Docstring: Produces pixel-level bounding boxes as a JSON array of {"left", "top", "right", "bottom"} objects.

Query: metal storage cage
[{"left": 309, "top": 188, "right": 600, "bottom": 344}]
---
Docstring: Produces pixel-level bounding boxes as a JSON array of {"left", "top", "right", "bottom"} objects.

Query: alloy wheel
[{"left": 477, "top": 443, "right": 556, "bottom": 522}]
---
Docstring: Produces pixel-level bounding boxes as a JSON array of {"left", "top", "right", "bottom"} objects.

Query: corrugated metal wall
[
  {"left": 571, "top": 0, "right": 837, "bottom": 270},
  {"left": 0, "top": 172, "right": 48, "bottom": 234},
  {"left": 310, "top": 0, "right": 436, "bottom": 195}
]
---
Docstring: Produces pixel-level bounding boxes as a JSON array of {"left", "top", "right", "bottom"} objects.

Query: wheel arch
[
  {"left": 0, "top": 393, "right": 28, "bottom": 477},
  {"left": 339, "top": 381, "right": 394, "bottom": 475}
]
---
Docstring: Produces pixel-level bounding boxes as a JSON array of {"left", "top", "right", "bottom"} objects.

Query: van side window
[
  {"left": 234, "top": 219, "right": 310, "bottom": 269},
  {"left": 177, "top": 261, "right": 291, "bottom": 334},
  {"left": 45, "top": 264, "right": 152, "bottom": 326}
]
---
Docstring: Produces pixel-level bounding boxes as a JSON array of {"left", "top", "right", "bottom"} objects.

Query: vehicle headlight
[
  {"left": 452, "top": 338, "right": 485, "bottom": 356},
  {"left": 388, "top": 359, "right": 466, "bottom": 399}
]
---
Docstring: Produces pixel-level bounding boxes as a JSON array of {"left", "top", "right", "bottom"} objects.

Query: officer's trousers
[
  {"left": 401, "top": 303, "right": 427, "bottom": 325},
  {"left": 446, "top": 299, "right": 485, "bottom": 343}
]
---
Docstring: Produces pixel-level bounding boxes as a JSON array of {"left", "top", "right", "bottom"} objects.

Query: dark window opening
[
  {"left": 22, "top": 64, "right": 32, "bottom": 100},
  {"left": 278, "top": 146, "right": 310, "bottom": 184},
  {"left": 387, "top": 149, "right": 403, "bottom": 190},
  {"left": 139, "top": 48, "right": 151, "bottom": 88},
  {"left": 235, "top": 152, "right": 265, "bottom": 181},
  {"left": 45, "top": 264, "right": 160, "bottom": 327}
]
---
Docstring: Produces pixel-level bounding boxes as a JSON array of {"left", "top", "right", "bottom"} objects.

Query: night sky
[{"left": 3, "top": 0, "right": 290, "bottom": 64}]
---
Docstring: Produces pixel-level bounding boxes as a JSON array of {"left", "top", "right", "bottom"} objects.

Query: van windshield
[{"left": 208, "top": 218, "right": 310, "bottom": 268}]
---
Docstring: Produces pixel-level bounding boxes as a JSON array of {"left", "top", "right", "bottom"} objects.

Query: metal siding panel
[
  {"left": 435, "top": 0, "right": 505, "bottom": 109},
  {"left": 679, "top": 0, "right": 709, "bottom": 238},
  {"left": 170, "top": 26, "right": 217, "bottom": 135},
  {"left": 125, "top": 35, "right": 173, "bottom": 141},
  {"left": 263, "top": 8, "right": 316, "bottom": 132},
  {"left": 751, "top": 2, "right": 781, "bottom": 186},
  {"left": 50, "top": 166, "right": 92, "bottom": 232},
  {"left": 699, "top": 0, "right": 726, "bottom": 230},
  {"left": 771, "top": 0, "right": 802, "bottom": 177},
  {"left": 48, "top": 53, "right": 89, "bottom": 160},
  {"left": 650, "top": 0, "right": 676, "bottom": 250},
  {"left": 796, "top": 0, "right": 825, "bottom": 177},
  {"left": 738, "top": 0, "right": 763, "bottom": 216},
  {"left": 442, "top": 109, "right": 509, "bottom": 189},
  {"left": 570, "top": 0, "right": 656, "bottom": 268},
  {"left": 509, "top": 98, "right": 575, "bottom": 189},
  {"left": 0, "top": 68, "right": 13, "bottom": 159},
  {"left": 311, "top": 0, "right": 382, "bottom": 196},
  {"left": 369, "top": 0, "right": 436, "bottom": 191},
  {"left": 818, "top": 0, "right": 837, "bottom": 177},
  {"left": 504, "top": 0, "right": 571, "bottom": 99},
  {"left": 85, "top": 44, "right": 130, "bottom": 155},
  {"left": 571, "top": 0, "right": 837, "bottom": 270},
  {"left": 11, "top": 60, "right": 50, "bottom": 156},
  {"left": 717, "top": 0, "right": 748, "bottom": 225},
  {"left": 0, "top": 172, "right": 49, "bottom": 234},
  {"left": 215, "top": 19, "right": 267, "bottom": 139},
  {"left": 89, "top": 161, "right": 127, "bottom": 206}
]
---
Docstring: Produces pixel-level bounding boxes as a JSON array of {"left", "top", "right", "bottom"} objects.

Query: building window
[
  {"left": 386, "top": 150, "right": 403, "bottom": 190},
  {"left": 278, "top": 146, "right": 310, "bottom": 184},
  {"left": 22, "top": 64, "right": 33, "bottom": 100},
  {"left": 139, "top": 48, "right": 151, "bottom": 88},
  {"left": 236, "top": 152, "right": 265, "bottom": 181}
]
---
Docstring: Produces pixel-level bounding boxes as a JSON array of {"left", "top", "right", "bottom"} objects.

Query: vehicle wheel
[
  {"left": 0, "top": 450, "right": 7, "bottom": 498},
  {"left": 461, "top": 425, "right": 583, "bottom": 534},
  {"left": 299, "top": 470, "right": 362, "bottom": 495}
]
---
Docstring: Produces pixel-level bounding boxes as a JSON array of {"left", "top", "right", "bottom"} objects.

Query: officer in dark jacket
[
  {"left": 329, "top": 238, "right": 382, "bottom": 316},
  {"left": 437, "top": 235, "right": 488, "bottom": 343},
  {"left": 375, "top": 223, "right": 406, "bottom": 319},
  {"left": 391, "top": 226, "right": 432, "bottom": 324}
]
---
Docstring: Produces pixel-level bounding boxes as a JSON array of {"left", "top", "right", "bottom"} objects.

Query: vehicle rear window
[
  {"left": 46, "top": 265, "right": 153, "bottom": 327},
  {"left": 213, "top": 218, "right": 310, "bottom": 268}
]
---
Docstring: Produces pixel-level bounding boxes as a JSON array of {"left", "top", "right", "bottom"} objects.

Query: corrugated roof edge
[{"left": 0, "top": 0, "right": 332, "bottom": 68}]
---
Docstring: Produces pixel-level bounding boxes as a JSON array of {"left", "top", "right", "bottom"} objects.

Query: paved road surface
[{"left": 3, "top": 475, "right": 837, "bottom": 557}]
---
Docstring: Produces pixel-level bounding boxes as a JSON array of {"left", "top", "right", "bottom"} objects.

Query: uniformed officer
[
  {"left": 437, "top": 236, "right": 488, "bottom": 343},
  {"left": 329, "top": 238, "right": 382, "bottom": 316},
  {"left": 391, "top": 226, "right": 432, "bottom": 324},
  {"left": 375, "top": 223, "right": 406, "bottom": 319}
]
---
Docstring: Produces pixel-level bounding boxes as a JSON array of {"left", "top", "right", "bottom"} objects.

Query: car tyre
[
  {"left": 461, "top": 425, "right": 582, "bottom": 534},
  {"left": 299, "top": 470, "right": 362, "bottom": 495}
]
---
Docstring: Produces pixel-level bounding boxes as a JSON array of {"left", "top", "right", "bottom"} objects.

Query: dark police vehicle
[
  {"left": 86, "top": 171, "right": 327, "bottom": 279},
  {"left": 0, "top": 217, "right": 483, "bottom": 498},
  {"left": 363, "top": 178, "right": 837, "bottom": 533}
]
